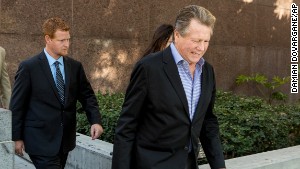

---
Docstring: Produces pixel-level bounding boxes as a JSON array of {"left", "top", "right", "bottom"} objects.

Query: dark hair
[
  {"left": 42, "top": 17, "right": 70, "bottom": 38},
  {"left": 143, "top": 24, "right": 174, "bottom": 57}
]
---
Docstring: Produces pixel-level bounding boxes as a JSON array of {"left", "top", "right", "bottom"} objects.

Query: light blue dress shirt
[{"left": 44, "top": 48, "right": 65, "bottom": 84}]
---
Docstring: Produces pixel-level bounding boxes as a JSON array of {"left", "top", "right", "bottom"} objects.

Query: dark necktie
[{"left": 55, "top": 61, "right": 65, "bottom": 105}]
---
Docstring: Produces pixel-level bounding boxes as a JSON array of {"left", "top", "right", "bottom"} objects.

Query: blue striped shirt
[{"left": 170, "top": 43, "right": 204, "bottom": 120}]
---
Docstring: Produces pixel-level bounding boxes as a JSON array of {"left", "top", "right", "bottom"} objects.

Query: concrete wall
[
  {"left": 199, "top": 145, "right": 300, "bottom": 169},
  {"left": 0, "top": 0, "right": 299, "bottom": 102},
  {"left": 65, "top": 133, "right": 113, "bottom": 169},
  {"left": 15, "top": 132, "right": 300, "bottom": 168},
  {"left": 57, "top": 134, "right": 300, "bottom": 169},
  {"left": 0, "top": 108, "right": 14, "bottom": 169}
]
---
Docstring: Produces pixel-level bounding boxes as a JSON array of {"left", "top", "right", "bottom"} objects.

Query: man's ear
[
  {"left": 174, "top": 30, "right": 179, "bottom": 38},
  {"left": 173, "top": 30, "right": 181, "bottom": 42},
  {"left": 45, "top": 35, "right": 51, "bottom": 43}
]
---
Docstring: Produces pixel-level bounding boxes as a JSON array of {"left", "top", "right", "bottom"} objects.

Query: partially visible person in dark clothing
[{"left": 143, "top": 24, "right": 174, "bottom": 57}]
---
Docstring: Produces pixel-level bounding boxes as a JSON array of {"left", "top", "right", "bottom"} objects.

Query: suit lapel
[
  {"left": 38, "top": 52, "right": 61, "bottom": 103},
  {"left": 162, "top": 47, "right": 189, "bottom": 116},
  {"left": 63, "top": 57, "right": 71, "bottom": 106}
]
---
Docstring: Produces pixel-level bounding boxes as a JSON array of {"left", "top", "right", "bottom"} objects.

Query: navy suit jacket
[
  {"left": 11, "top": 51, "right": 101, "bottom": 156},
  {"left": 112, "top": 46, "right": 225, "bottom": 169}
]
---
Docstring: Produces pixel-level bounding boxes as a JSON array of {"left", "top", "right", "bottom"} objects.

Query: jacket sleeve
[
  {"left": 10, "top": 62, "right": 31, "bottom": 141},
  {"left": 111, "top": 61, "right": 148, "bottom": 169},
  {"left": 199, "top": 66, "right": 226, "bottom": 169},
  {"left": 77, "top": 63, "right": 101, "bottom": 125}
]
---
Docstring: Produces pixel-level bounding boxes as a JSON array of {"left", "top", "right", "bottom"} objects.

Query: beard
[{"left": 58, "top": 49, "right": 69, "bottom": 56}]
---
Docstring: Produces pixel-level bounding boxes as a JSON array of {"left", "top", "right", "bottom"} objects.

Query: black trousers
[
  {"left": 29, "top": 146, "right": 69, "bottom": 169},
  {"left": 185, "top": 152, "right": 197, "bottom": 169}
]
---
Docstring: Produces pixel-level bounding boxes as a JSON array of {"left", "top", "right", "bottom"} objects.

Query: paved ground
[{"left": 14, "top": 155, "right": 35, "bottom": 169}]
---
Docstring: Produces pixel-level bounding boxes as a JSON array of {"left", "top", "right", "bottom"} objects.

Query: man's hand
[
  {"left": 15, "top": 140, "right": 25, "bottom": 156},
  {"left": 90, "top": 124, "right": 104, "bottom": 140}
]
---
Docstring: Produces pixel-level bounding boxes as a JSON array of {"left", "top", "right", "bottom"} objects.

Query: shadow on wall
[
  {"left": 205, "top": 0, "right": 295, "bottom": 102},
  {"left": 66, "top": 0, "right": 147, "bottom": 94},
  {"left": 84, "top": 0, "right": 294, "bottom": 96},
  {"left": 0, "top": 0, "right": 296, "bottom": 102},
  {"left": 90, "top": 39, "right": 141, "bottom": 93},
  {"left": 72, "top": 37, "right": 142, "bottom": 93}
]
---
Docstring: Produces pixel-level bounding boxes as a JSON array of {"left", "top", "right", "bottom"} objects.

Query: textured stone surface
[
  {"left": 199, "top": 145, "right": 300, "bottom": 169},
  {"left": 0, "top": 109, "right": 14, "bottom": 168},
  {"left": 0, "top": 0, "right": 72, "bottom": 34},
  {"left": 14, "top": 135, "right": 300, "bottom": 169},
  {"left": 13, "top": 133, "right": 113, "bottom": 169},
  {"left": 0, "top": 0, "right": 299, "bottom": 102},
  {"left": 65, "top": 133, "right": 113, "bottom": 169},
  {"left": 71, "top": 37, "right": 142, "bottom": 92},
  {"left": 0, "top": 141, "right": 14, "bottom": 169},
  {"left": 14, "top": 155, "right": 35, "bottom": 169},
  {"left": 72, "top": 0, "right": 149, "bottom": 39},
  {"left": 0, "top": 108, "right": 12, "bottom": 141}
]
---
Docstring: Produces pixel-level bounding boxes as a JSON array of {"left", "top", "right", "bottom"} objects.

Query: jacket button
[{"left": 184, "top": 146, "right": 189, "bottom": 151}]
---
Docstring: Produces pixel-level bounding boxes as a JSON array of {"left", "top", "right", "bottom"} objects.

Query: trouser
[
  {"left": 29, "top": 146, "right": 69, "bottom": 169},
  {"left": 185, "top": 152, "right": 197, "bottom": 169}
]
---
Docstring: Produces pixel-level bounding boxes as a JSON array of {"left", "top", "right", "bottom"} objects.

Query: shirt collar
[{"left": 44, "top": 48, "right": 64, "bottom": 65}]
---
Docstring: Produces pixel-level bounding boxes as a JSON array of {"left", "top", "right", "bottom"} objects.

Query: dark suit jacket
[
  {"left": 112, "top": 47, "right": 225, "bottom": 169},
  {"left": 11, "top": 51, "right": 101, "bottom": 156}
]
